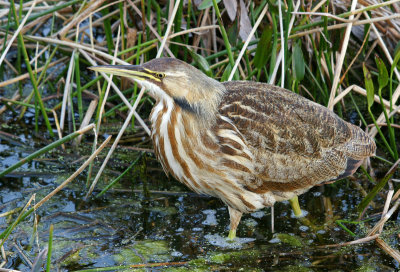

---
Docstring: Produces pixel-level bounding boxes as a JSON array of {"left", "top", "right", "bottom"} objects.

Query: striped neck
[{"left": 150, "top": 97, "right": 199, "bottom": 191}]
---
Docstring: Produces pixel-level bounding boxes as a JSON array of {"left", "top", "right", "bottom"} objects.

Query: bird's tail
[{"left": 343, "top": 125, "right": 376, "bottom": 160}]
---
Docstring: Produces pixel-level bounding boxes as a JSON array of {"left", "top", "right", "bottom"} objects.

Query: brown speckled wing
[
  {"left": 220, "top": 81, "right": 352, "bottom": 157},
  {"left": 219, "top": 81, "right": 375, "bottom": 190}
]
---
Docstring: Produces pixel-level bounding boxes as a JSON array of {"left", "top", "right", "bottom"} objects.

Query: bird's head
[{"left": 90, "top": 58, "right": 225, "bottom": 119}]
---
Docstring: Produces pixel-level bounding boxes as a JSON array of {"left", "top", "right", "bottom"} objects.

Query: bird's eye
[{"left": 156, "top": 73, "right": 165, "bottom": 79}]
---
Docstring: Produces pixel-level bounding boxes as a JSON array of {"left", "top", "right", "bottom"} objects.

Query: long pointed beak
[{"left": 89, "top": 65, "right": 159, "bottom": 81}]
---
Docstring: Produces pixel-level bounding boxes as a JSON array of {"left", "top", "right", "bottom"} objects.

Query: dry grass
[{"left": 0, "top": 0, "right": 400, "bottom": 269}]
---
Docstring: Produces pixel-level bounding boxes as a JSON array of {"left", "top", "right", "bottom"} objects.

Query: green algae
[
  {"left": 133, "top": 240, "right": 170, "bottom": 262},
  {"left": 276, "top": 233, "right": 303, "bottom": 247},
  {"left": 114, "top": 248, "right": 142, "bottom": 264}
]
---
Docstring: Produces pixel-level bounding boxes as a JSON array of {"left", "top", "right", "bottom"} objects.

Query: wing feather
[
  {"left": 220, "top": 81, "right": 353, "bottom": 157},
  {"left": 218, "top": 81, "right": 375, "bottom": 190}
]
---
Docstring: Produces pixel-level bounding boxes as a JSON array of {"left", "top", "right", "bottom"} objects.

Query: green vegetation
[{"left": 0, "top": 0, "right": 399, "bottom": 270}]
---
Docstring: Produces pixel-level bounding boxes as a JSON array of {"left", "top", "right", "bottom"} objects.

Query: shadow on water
[{"left": 0, "top": 122, "right": 399, "bottom": 271}]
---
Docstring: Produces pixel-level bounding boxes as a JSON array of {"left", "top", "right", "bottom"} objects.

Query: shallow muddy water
[{"left": 0, "top": 120, "right": 399, "bottom": 271}]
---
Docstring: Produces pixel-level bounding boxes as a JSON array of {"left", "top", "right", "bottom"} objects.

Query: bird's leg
[
  {"left": 227, "top": 206, "right": 242, "bottom": 240},
  {"left": 289, "top": 196, "right": 303, "bottom": 217}
]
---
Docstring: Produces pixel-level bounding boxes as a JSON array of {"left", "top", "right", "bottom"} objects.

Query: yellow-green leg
[
  {"left": 289, "top": 196, "right": 303, "bottom": 217},
  {"left": 227, "top": 207, "right": 242, "bottom": 240},
  {"left": 228, "top": 229, "right": 237, "bottom": 240}
]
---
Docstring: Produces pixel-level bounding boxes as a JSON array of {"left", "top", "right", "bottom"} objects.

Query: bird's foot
[{"left": 227, "top": 229, "right": 236, "bottom": 241}]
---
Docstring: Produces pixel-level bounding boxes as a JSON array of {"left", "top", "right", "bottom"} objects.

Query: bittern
[{"left": 90, "top": 58, "right": 376, "bottom": 239}]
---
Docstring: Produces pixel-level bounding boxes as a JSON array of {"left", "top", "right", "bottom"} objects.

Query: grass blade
[
  {"left": 45, "top": 224, "right": 54, "bottom": 272},
  {"left": 0, "top": 124, "right": 95, "bottom": 178}
]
